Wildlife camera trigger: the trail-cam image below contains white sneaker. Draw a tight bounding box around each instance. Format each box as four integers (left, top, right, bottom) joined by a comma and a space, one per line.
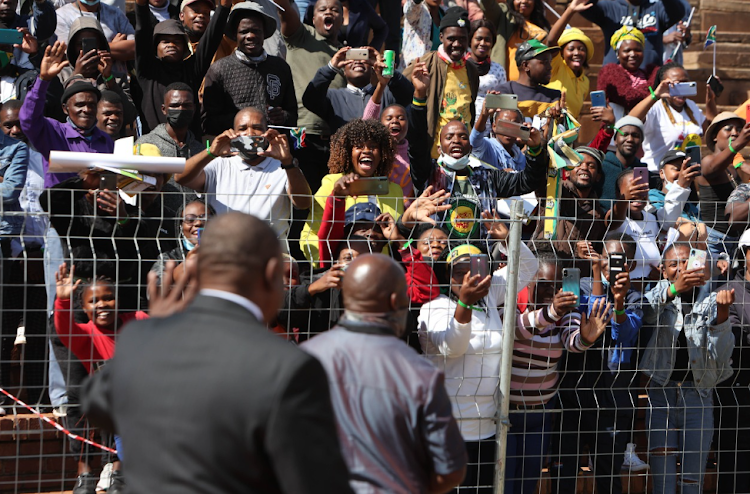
622, 443, 649, 472
96, 462, 114, 492
52, 405, 67, 418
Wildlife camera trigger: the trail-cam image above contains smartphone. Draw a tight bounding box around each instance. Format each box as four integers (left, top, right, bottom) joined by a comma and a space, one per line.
345, 48, 369, 60
494, 120, 531, 140
669, 81, 698, 97
348, 177, 390, 196
707, 74, 724, 98
609, 253, 626, 281
590, 90, 606, 108
633, 167, 649, 186
470, 254, 489, 278
196, 227, 203, 245
81, 37, 98, 55
687, 248, 707, 270
0, 29, 22, 46
685, 146, 702, 166
746, 104, 750, 125
99, 174, 117, 191
230, 135, 269, 155
562, 268, 581, 303
485, 93, 518, 110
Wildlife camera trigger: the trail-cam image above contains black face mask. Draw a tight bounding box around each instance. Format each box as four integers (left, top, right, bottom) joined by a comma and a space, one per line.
166, 108, 194, 129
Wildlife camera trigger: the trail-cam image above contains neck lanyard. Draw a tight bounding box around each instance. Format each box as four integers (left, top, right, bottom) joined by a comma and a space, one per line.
76, 2, 101, 22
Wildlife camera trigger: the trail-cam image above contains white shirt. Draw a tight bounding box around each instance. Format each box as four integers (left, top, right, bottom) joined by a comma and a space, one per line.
199, 289, 264, 322
417, 241, 539, 441
642, 99, 705, 172
203, 155, 292, 241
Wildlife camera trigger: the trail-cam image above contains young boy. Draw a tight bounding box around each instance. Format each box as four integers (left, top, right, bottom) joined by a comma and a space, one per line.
470, 98, 527, 172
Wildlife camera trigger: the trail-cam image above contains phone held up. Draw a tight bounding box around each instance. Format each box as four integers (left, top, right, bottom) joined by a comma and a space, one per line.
590, 90, 606, 108
562, 268, 580, 303
347, 176, 390, 196
345, 48, 369, 60
470, 254, 489, 279
609, 253, 625, 282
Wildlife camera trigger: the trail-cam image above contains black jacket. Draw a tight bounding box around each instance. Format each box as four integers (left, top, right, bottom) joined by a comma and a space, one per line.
717, 270, 750, 398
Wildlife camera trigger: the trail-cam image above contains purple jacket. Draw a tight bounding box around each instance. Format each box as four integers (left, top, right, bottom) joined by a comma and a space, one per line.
20, 78, 114, 188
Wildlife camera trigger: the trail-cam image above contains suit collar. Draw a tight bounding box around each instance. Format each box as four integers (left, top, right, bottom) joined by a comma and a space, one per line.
189, 293, 263, 323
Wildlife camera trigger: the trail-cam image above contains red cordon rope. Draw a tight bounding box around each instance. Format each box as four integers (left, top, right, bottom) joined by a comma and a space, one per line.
0, 387, 118, 454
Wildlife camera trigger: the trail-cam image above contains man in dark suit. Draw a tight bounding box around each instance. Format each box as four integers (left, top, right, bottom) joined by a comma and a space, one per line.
82, 212, 353, 494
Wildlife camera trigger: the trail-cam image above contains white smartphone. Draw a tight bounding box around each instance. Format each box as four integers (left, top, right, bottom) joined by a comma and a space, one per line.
670, 81, 698, 97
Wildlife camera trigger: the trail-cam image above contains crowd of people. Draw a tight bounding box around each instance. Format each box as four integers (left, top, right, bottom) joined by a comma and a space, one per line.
0, 0, 749, 492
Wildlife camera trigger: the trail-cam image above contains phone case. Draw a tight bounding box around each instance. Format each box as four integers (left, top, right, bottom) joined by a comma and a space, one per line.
485, 94, 518, 110
346, 49, 369, 60
688, 249, 707, 270
348, 178, 390, 196
562, 268, 581, 303
81, 38, 98, 54
609, 254, 625, 279
99, 175, 117, 190
470, 254, 489, 278
669, 82, 697, 97
494, 120, 530, 140
0, 29, 22, 46
633, 168, 649, 186
685, 146, 702, 165
590, 91, 606, 107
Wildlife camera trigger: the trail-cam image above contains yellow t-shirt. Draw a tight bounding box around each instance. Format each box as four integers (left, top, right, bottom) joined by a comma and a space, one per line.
300, 173, 405, 263
432, 64, 473, 158
506, 22, 548, 82
546, 55, 590, 119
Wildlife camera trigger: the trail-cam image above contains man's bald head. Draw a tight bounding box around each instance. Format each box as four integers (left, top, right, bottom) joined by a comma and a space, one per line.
342, 254, 408, 316
234, 107, 267, 132
198, 212, 283, 322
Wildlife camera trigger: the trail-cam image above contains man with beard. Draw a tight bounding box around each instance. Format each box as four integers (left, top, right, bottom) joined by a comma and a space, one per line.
302, 254, 467, 493
137, 83, 204, 211
402, 7, 478, 159
496, 39, 561, 121
535, 146, 607, 261
175, 107, 312, 247
302, 46, 413, 134
410, 118, 547, 240
202, 1, 296, 136
599, 115, 646, 210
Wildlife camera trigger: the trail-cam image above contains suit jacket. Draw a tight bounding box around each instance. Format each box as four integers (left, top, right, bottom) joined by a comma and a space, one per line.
83, 294, 353, 494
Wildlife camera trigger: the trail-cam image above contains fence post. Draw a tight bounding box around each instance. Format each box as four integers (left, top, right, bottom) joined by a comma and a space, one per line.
494, 200, 524, 493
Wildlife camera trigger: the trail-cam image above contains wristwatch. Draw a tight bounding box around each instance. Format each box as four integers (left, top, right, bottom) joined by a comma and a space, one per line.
281, 157, 299, 170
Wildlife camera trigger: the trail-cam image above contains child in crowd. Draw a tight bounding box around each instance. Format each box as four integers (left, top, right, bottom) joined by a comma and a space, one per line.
471, 97, 527, 172
507, 248, 609, 494
642, 242, 735, 494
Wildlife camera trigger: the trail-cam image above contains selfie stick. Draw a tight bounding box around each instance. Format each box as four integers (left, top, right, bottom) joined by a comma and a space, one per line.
670, 7, 695, 61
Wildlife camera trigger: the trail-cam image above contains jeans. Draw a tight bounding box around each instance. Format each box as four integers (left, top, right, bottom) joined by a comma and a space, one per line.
505, 406, 554, 494
706, 225, 738, 261
647, 381, 714, 494
43, 227, 67, 407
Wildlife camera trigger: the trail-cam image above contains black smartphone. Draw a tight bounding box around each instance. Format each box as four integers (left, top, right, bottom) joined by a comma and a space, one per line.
685, 146, 702, 166
707, 74, 724, 98
99, 174, 117, 191
609, 253, 626, 281
470, 254, 489, 278
81, 37, 98, 55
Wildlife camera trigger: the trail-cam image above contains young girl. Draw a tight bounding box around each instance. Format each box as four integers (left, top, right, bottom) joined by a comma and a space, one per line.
468, 19, 507, 129
545, 0, 595, 118
478, 0, 549, 82
300, 118, 403, 263
642, 243, 735, 494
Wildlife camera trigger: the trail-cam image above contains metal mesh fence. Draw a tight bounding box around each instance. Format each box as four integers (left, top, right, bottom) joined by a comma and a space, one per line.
0, 186, 748, 494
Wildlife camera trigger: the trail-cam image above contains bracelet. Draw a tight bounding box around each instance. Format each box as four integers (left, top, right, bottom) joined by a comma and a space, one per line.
527, 145, 542, 157
116, 216, 129, 226
613, 308, 626, 316
669, 283, 679, 297
103, 74, 114, 82
729, 137, 738, 154
412, 97, 427, 107
580, 335, 595, 347
457, 299, 473, 310
648, 86, 657, 101
206, 140, 215, 158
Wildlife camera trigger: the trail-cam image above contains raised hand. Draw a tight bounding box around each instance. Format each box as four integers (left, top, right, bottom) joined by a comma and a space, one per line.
15, 27, 37, 55
552, 288, 578, 316
147, 259, 199, 318
208, 129, 238, 158
566, 0, 593, 12
258, 129, 292, 165
672, 266, 706, 293
458, 272, 492, 306
55, 263, 81, 301
97, 50, 113, 79
331, 46, 352, 70
610, 269, 631, 303
74, 48, 99, 77
580, 297, 611, 346
401, 185, 451, 224
675, 158, 701, 188
481, 210, 509, 241
716, 288, 735, 324
40, 41, 70, 82
591, 104, 615, 126
332, 172, 359, 197
375, 212, 402, 241
411, 61, 430, 99
309, 264, 346, 295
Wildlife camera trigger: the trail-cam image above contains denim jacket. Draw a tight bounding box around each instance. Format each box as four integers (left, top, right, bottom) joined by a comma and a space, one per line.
642, 279, 735, 397
0, 133, 29, 236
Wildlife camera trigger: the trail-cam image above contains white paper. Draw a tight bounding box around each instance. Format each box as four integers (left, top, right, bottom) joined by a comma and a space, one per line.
497, 192, 538, 219
48, 150, 186, 174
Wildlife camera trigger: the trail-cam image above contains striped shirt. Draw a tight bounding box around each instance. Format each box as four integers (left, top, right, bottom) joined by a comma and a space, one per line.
510, 305, 588, 406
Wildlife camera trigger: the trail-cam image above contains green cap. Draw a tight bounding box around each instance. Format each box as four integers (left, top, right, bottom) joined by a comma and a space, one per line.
515, 39, 560, 65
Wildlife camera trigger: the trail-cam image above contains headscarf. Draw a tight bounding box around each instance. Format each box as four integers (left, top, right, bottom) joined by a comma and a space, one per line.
558, 27, 594, 63
610, 26, 645, 52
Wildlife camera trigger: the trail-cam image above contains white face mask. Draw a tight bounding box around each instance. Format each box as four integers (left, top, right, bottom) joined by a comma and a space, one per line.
438, 153, 470, 171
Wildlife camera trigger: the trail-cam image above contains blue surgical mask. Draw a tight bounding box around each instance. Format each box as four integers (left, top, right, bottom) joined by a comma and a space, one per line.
438, 153, 470, 171
663, 177, 675, 191
79, 0, 100, 5
182, 237, 196, 251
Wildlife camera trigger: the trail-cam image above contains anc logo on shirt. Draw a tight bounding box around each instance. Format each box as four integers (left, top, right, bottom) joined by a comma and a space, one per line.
448, 198, 479, 239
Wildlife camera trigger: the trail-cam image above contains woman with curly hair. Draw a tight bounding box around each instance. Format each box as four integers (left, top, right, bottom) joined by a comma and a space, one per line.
300, 118, 404, 263
477, 0, 549, 82
596, 26, 659, 124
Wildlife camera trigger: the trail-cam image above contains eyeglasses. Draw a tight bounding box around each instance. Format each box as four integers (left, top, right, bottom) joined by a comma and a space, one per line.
183, 215, 208, 225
